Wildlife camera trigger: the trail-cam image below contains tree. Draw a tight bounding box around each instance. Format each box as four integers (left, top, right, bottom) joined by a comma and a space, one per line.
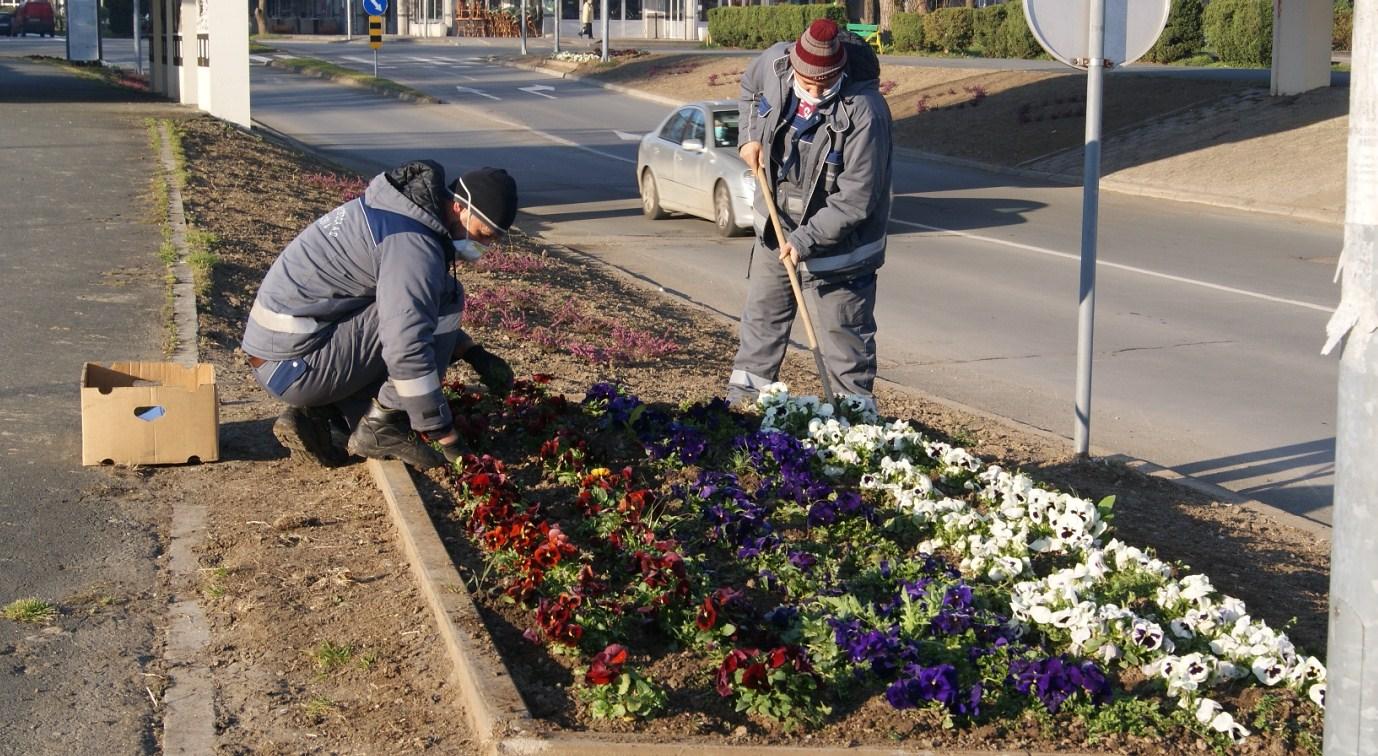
879, 0, 894, 31
255, 0, 267, 36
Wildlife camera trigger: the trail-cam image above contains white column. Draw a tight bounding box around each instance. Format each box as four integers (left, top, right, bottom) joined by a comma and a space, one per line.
1271, 0, 1332, 96
205, 0, 251, 127
176, 0, 198, 105
195, 0, 212, 113
149, 0, 165, 95
163, 0, 179, 100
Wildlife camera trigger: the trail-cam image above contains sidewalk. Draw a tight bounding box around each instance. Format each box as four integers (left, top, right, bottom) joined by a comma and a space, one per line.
0, 57, 175, 754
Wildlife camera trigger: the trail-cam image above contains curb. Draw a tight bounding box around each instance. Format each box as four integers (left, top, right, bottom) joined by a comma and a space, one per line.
496, 55, 686, 108
263, 58, 444, 104
366, 459, 1101, 756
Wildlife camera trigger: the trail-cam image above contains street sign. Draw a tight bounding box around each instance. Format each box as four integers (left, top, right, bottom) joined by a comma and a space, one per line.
369, 15, 383, 51
362, 0, 388, 16
1024, 0, 1169, 68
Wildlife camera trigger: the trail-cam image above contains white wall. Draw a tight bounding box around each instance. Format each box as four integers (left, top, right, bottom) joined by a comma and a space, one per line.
1272, 0, 1333, 95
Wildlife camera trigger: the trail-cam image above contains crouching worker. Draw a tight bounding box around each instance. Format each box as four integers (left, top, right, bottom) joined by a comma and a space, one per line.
241, 160, 518, 470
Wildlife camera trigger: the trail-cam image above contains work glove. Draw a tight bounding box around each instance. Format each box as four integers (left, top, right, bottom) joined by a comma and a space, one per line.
421, 427, 469, 467
463, 345, 514, 396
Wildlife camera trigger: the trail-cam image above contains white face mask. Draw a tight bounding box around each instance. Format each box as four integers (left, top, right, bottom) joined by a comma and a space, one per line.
452, 238, 486, 262
793, 76, 843, 107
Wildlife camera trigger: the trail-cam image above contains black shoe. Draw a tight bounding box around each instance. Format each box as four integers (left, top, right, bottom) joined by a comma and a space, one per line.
273, 406, 349, 467
346, 401, 444, 471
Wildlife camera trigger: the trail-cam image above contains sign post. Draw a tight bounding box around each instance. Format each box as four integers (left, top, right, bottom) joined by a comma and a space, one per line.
363, 0, 388, 77
1023, 0, 1169, 457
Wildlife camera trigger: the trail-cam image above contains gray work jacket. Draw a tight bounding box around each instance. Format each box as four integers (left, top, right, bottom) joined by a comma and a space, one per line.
739, 40, 893, 284
241, 162, 467, 433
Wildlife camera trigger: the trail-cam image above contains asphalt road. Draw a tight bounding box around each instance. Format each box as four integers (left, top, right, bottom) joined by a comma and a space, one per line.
234, 38, 1343, 528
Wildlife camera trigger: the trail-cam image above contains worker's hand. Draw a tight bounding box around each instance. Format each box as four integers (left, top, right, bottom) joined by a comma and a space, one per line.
739, 141, 763, 173
423, 428, 469, 466
462, 345, 515, 396
778, 239, 800, 267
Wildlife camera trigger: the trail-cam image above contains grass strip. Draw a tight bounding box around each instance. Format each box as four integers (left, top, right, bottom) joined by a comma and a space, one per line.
271, 55, 437, 101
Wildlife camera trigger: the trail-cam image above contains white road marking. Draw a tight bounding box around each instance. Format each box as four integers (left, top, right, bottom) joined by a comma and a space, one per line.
519, 84, 557, 99
455, 85, 500, 100
465, 108, 634, 165
614, 130, 643, 142
890, 217, 1336, 314
249, 54, 271, 64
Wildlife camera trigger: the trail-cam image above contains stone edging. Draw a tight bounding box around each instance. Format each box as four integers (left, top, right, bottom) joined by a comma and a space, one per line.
263, 59, 444, 104
366, 459, 1105, 756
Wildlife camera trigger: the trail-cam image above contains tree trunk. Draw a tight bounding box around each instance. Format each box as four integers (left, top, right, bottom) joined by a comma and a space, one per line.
861, 0, 875, 25
905, 0, 928, 15
255, 0, 268, 36
965, 0, 975, 7
879, 0, 894, 32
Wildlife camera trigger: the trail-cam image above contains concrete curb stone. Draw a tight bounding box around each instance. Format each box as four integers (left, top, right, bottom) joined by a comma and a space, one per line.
263, 58, 444, 104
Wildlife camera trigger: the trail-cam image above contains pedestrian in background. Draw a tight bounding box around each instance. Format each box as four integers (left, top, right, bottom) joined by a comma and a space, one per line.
241, 160, 518, 470
727, 18, 893, 407
580, 0, 594, 40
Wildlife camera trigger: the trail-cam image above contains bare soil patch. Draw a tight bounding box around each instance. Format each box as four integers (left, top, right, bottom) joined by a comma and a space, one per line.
161, 112, 1325, 752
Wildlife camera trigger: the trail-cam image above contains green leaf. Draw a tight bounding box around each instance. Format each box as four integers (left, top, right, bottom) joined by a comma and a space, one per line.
618, 673, 632, 695
720, 622, 737, 636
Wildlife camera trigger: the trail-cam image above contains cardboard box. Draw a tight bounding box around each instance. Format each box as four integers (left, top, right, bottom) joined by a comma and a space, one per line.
81, 361, 219, 466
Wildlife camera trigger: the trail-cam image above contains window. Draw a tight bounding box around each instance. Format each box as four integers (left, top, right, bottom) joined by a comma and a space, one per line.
659, 109, 694, 143
711, 110, 738, 148
684, 108, 706, 145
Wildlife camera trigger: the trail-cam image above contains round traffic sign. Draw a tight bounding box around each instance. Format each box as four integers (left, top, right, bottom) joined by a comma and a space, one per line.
362, 0, 389, 16
1024, 0, 1170, 69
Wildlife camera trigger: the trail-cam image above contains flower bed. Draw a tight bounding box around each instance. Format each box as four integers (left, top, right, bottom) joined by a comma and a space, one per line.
432, 378, 1325, 752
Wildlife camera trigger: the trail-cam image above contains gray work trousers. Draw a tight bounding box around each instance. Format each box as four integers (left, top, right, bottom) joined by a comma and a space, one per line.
250, 299, 464, 429
727, 240, 878, 404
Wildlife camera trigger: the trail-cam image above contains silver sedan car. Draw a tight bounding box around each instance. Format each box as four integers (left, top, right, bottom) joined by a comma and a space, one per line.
637, 100, 756, 237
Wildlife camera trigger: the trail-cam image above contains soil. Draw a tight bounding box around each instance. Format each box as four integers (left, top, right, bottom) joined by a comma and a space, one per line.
151, 105, 1329, 751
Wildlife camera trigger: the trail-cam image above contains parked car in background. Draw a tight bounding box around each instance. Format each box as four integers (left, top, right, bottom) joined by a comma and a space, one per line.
0, 12, 14, 36
12, 0, 56, 36
637, 100, 756, 237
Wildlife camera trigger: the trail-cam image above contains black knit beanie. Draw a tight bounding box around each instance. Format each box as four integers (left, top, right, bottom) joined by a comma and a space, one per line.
449, 168, 518, 233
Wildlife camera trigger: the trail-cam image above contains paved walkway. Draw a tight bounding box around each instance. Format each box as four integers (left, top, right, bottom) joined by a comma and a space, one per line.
0, 57, 175, 755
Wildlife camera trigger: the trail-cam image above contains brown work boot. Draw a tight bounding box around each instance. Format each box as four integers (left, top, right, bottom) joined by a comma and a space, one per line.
346, 400, 444, 471
273, 406, 349, 467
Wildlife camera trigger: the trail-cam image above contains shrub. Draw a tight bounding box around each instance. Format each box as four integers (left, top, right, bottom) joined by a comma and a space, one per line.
707, 5, 849, 49
1144, 0, 1205, 63
1203, 0, 1272, 67
921, 7, 973, 53
971, 3, 1007, 54
990, 1, 1041, 60
891, 11, 924, 53
1333, 5, 1353, 51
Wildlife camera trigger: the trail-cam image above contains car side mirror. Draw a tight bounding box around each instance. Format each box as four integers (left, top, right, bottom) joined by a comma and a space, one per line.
680, 138, 705, 152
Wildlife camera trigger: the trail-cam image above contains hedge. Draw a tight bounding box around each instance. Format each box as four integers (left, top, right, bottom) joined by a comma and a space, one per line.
1333, 6, 1353, 51
707, 5, 849, 50
1144, 0, 1205, 63
891, 12, 924, 54
988, 0, 1040, 60
921, 7, 973, 53
971, 3, 1007, 54
1203, 0, 1272, 66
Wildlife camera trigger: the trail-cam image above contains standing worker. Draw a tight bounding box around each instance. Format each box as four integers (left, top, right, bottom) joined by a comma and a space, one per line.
241, 160, 519, 470
580, 0, 593, 40
727, 18, 893, 407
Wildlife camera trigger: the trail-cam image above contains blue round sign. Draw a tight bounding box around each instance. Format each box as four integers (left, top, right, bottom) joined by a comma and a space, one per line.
362, 0, 388, 16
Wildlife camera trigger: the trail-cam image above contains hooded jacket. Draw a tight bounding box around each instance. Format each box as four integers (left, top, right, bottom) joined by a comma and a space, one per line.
241, 160, 468, 433
739, 33, 893, 284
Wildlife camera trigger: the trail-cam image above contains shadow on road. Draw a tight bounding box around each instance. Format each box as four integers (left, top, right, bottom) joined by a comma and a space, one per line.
1173, 437, 1335, 520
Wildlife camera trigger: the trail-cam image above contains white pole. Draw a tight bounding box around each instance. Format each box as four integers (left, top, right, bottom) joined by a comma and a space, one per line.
520, 0, 528, 53
553, 0, 561, 53
1072, 0, 1105, 456
1322, 1, 1378, 752
600, 0, 608, 61
133, 0, 143, 75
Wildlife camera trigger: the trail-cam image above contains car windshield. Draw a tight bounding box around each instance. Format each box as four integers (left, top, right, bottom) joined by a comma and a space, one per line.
711, 111, 739, 149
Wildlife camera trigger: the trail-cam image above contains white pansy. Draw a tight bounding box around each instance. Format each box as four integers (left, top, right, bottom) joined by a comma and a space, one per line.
1251, 657, 1286, 686
1308, 683, 1326, 709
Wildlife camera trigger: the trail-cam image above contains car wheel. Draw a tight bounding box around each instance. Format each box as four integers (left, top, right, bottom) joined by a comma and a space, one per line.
640, 169, 668, 220
714, 182, 739, 237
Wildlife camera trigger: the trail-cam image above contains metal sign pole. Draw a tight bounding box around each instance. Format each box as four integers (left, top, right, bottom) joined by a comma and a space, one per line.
1322, 1, 1378, 750
347, 0, 352, 41
600, 0, 608, 61
553, 0, 561, 54
133, 0, 143, 75
520, 0, 528, 54
1072, 0, 1106, 457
